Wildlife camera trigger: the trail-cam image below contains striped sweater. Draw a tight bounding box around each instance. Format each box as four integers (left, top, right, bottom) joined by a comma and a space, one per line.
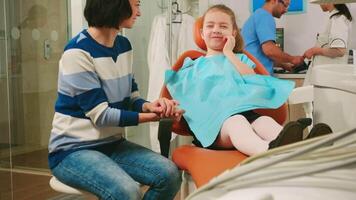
48, 30, 146, 168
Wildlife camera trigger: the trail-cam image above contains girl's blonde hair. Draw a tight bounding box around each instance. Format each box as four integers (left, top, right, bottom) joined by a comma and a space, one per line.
202, 4, 244, 53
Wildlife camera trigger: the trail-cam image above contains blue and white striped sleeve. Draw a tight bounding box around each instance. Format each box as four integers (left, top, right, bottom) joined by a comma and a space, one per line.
58, 49, 139, 127
129, 77, 148, 112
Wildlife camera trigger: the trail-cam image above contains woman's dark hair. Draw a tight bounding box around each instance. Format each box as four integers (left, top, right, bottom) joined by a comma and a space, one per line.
84, 0, 132, 29
331, 4, 353, 21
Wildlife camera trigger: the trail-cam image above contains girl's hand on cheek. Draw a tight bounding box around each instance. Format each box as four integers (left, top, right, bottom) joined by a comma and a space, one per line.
223, 35, 235, 55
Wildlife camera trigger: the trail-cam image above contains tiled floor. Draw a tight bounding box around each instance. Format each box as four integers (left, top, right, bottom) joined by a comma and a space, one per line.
0, 171, 62, 200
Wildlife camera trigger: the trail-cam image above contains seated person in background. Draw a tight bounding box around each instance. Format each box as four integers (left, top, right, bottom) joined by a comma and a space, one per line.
165, 4, 306, 156
241, 0, 304, 76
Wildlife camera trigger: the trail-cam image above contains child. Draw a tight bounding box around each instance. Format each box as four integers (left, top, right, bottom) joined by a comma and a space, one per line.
165, 4, 304, 156
48, 0, 183, 199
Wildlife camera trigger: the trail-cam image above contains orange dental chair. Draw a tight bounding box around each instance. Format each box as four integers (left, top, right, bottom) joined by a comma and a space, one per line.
158, 17, 288, 195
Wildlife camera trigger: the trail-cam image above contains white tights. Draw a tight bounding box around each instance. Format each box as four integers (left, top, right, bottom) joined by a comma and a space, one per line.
215, 115, 283, 156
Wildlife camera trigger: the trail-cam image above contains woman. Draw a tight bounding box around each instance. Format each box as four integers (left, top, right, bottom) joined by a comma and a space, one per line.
303, 3, 353, 85
302, 3, 352, 129
48, 0, 183, 199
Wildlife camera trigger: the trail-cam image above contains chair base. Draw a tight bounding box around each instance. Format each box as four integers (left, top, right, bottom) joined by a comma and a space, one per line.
180, 171, 196, 200
49, 176, 96, 198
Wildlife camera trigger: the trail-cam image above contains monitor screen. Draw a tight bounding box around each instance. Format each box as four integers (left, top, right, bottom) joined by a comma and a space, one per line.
250, 0, 306, 14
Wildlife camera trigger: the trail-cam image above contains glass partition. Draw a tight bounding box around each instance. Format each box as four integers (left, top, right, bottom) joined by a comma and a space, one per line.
0, 0, 70, 199
1, 0, 14, 198
5, 0, 68, 171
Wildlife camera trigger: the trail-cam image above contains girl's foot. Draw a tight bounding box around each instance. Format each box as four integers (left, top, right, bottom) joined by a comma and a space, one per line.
306, 123, 332, 139
269, 121, 305, 149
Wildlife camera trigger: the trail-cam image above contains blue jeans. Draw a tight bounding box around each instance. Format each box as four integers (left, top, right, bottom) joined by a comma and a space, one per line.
51, 139, 181, 200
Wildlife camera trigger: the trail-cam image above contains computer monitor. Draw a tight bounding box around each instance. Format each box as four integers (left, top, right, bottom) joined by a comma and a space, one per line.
276, 28, 284, 51
250, 0, 306, 14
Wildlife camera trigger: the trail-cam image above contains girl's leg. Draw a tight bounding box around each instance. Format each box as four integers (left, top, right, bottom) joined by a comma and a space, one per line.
251, 116, 283, 142
110, 139, 181, 200
216, 115, 269, 156
52, 149, 141, 200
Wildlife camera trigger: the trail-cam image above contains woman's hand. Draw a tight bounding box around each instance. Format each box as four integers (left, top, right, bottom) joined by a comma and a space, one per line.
138, 113, 160, 123
303, 47, 322, 59
141, 98, 185, 122
142, 98, 179, 117
223, 35, 235, 55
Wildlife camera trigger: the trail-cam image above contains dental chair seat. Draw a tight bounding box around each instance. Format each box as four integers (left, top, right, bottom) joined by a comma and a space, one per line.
172, 145, 247, 188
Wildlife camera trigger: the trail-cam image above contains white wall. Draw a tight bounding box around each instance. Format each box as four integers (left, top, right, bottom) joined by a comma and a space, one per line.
69, 0, 87, 37
206, 0, 356, 56
349, 4, 356, 49
121, 1, 164, 148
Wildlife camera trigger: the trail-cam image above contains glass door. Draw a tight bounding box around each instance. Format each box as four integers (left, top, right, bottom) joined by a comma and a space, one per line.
5, 0, 69, 171
0, 1, 13, 197
1, 0, 70, 199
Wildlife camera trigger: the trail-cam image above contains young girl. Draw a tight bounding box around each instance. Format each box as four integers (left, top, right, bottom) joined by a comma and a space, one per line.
49, 0, 183, 199
166, 4, 304, 156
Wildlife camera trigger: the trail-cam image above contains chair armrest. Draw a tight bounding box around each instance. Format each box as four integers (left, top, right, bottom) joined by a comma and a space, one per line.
288, 85, 314, 105
158, 118, 174, 158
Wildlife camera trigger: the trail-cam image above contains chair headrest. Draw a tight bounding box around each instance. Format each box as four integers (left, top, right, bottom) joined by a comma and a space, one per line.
193, 17, 207, 51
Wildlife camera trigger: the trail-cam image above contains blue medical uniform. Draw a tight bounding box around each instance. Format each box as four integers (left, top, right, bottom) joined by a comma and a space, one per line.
242, 8, 276, 75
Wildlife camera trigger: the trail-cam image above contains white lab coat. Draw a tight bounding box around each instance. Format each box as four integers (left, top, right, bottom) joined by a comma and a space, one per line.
304, 9, 351, 86
147, 13, 198, 152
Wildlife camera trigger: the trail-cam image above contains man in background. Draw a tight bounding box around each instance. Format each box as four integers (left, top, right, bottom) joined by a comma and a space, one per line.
242, 0, 304, 75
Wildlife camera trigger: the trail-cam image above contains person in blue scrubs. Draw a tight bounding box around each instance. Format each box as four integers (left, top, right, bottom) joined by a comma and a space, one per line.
242, 0, 304, 75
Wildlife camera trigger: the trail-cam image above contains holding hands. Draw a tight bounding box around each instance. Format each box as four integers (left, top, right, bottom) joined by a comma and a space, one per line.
140, 98, 185, 123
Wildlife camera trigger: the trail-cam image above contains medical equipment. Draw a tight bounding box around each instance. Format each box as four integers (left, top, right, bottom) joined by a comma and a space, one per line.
186, 127, 356, 200
312, 64, 356, 133
348, 49, 355, 64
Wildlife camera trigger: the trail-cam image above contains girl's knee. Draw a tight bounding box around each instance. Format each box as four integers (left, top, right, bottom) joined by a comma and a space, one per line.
253, 116, 281, 130
227, 115, 248, 123
255, 116, 275, 123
